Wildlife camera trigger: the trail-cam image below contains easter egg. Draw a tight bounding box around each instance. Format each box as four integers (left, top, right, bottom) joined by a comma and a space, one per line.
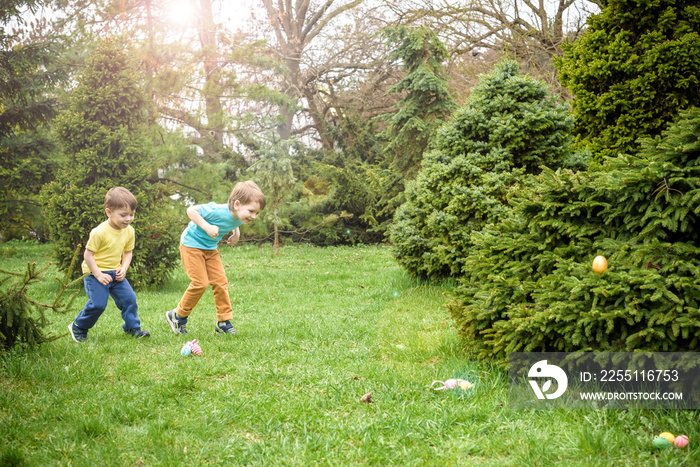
674, 435, 688, 449
659, 432, 675, 443
443, 379, 457, 389
189, 339, 202, 356
592, 255, 608, 274
181, 343, 191, 356
456, 379, 474, 391
653, 436, 672, 449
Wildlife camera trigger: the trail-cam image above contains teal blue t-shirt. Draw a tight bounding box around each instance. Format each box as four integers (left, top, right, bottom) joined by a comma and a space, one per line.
180, 203, 242, 250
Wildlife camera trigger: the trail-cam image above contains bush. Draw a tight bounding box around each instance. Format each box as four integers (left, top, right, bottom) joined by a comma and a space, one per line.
40, 41, 179, 287
390, 60, 573, 279
448, 109, 700, 362
271, 156, 387, 246
556, 0, 700, 164
0, 252, 81, 349
307, 162, 383, 245
0, 128, 57, 241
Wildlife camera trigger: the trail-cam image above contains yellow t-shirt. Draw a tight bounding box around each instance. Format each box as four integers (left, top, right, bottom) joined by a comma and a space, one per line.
81, 221, 135, 274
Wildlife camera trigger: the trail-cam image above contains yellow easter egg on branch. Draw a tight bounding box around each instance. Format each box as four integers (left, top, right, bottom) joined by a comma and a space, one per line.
592, 255, 608, 274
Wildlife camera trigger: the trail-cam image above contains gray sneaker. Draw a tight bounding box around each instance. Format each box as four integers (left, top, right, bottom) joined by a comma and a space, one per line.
165, 309, 187, 334
215, 320, 236, 335
68, 322, 88, 342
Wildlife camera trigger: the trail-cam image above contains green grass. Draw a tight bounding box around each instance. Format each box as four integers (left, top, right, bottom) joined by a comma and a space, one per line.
1, 240, 698, 466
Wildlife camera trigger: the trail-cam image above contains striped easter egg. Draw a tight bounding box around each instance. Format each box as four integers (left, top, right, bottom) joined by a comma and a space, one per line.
189, 340, 202, 356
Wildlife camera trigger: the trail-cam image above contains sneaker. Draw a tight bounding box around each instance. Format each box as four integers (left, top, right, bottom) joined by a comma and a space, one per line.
215, 320, 236, 335
125, 328, 151, 338
165, 309, 187, 334
68, 322, 88, 343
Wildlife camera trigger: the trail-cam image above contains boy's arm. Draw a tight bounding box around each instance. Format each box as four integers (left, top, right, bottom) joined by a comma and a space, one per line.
84, 249, 112, 285
226, 227, 240, 246
188, 206, 219, 239
115, 250, 132, 282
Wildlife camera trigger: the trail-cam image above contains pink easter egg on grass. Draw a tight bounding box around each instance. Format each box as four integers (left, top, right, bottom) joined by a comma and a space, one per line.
674, 435, 689, 449
188, 339, 202, 356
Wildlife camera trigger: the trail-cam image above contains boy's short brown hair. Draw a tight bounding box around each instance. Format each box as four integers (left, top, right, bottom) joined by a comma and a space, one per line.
228, 180, 266, 211
105, 187, 138, 211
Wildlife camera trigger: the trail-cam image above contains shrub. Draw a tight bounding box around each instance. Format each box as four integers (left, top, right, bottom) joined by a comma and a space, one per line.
0, 251, 82, 349
390, 60, 573, 279
448, 109, 700, 362
40, 41, 179, 287
556, 0, 700, 165
278, 153, 387, 246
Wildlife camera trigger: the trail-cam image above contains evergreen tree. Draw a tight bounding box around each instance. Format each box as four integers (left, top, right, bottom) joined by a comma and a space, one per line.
363, 26, 457, 240
556, 0, 700, 165
449, 108, 700, 361
0, 248, 82, 349
247, 130, 297, 255
1, 0, 64, 239
390, 60, 573, 279
321, 107, 388, 243
41, 40, 179, 287
380, 25, 456, 176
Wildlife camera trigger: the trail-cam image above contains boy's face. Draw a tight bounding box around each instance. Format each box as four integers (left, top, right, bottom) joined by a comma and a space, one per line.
106, 207, 136, 230
231, 201, 261, 224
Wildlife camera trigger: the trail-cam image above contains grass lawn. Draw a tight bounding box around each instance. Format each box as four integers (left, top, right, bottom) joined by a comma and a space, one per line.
1, 241, 698, 466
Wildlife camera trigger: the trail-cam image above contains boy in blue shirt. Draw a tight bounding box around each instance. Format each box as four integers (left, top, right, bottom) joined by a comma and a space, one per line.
166, 181, 266, 335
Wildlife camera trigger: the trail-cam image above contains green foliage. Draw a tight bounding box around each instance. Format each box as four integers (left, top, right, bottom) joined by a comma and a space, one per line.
0, 0, 42, 23
0, 40, 61, 138
154, 129, 249, 211
0, 248, 81, 349
246, 142, 374, 247
1, 11, 64, 239
380, 25, 456, 176
556, 0, 700, 165
258, 111, 392, 246
449, 108, 700, 361
312, 108, 396, 242
368, 26, 457, 244
299, 161, 381, 245
247, 131, 297, 251
391, 60, 573, 279
0, 127, 57, 240
40, 41, 179, 287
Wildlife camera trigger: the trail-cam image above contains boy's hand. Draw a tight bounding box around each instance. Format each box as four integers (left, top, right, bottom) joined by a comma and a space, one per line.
187, 206, 219, 239
115, 267, 127, 282
227, 227, 240, 246
205, 224, 219, 239
96, 272, 112, 285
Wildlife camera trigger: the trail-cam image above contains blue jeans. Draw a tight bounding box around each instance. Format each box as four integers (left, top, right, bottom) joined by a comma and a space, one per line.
74, 271, 141, 331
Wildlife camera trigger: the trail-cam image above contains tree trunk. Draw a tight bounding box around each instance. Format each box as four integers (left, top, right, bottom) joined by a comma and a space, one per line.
197, 0, 224, 153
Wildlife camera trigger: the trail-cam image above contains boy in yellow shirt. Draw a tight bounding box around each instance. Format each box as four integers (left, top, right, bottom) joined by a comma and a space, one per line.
68, 187, 150, 342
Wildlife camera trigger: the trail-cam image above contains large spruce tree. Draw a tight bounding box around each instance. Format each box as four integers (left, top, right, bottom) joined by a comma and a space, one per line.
449, 108, 700, 361
556, 0, 700, 165
41, 41, 179, 287
380, 25, 456, 177
390, 60, 572, 279
1, 0, 64, 239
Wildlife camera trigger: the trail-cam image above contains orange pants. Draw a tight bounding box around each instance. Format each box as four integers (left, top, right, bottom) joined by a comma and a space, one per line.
176, 244, 232, 322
